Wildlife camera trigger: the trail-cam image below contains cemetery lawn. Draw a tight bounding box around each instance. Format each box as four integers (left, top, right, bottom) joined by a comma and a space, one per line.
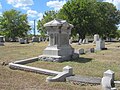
0, 42, 120, 90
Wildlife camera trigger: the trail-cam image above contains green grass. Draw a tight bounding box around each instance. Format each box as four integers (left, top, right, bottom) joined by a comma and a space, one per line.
0, 42, 120, 90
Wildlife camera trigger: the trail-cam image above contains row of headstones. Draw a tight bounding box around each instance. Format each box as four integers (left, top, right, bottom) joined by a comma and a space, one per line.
19, 37, 49, 44
75, 48, 95, 55
0, 36, 49, 44
78, 39, 89, 45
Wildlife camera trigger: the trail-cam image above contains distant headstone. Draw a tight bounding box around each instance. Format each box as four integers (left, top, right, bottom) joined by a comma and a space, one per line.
85, 39, 89, 44
19, 38, 28, 44
78, 49, 84, 54
32, 36, 39, 42
0, 36, 4, 46
93, 34, 99, 43
78, 39, 82, 45
96, 39, 105, 51
39, 37, 42, 42
90, 48, 94, 53
19, 38, 24, 44
82, 39, 86, 44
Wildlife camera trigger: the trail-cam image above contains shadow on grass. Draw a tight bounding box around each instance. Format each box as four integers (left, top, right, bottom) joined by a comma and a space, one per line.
70, 57, 92, 63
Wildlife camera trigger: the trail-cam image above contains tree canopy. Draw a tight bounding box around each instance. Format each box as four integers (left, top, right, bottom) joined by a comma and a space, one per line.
0, 9, 30, 41
37, 10, 57, 37
57, 0, 120, 39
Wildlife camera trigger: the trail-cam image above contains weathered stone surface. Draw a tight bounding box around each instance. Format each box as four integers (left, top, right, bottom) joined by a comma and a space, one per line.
78, 39, 82, 45
19, 38, 29, 44
39, 19, 78, 62
93, 34, 99, 43
96, 39, 105, 51
66, 75, 101, 85
32, 36, 39, 42
78, 49, 84, 54
101, 70, 115, 90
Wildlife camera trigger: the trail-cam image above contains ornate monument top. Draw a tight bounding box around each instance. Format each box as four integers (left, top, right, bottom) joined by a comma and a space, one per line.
44, 19, 73, 29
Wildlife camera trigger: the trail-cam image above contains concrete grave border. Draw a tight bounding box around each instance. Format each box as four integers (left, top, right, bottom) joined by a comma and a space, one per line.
9, 57, 73, 82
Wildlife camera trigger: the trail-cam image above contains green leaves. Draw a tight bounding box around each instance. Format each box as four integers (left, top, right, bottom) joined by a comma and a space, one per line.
37, 10, 57, 36
58, 0, 120, 39
0, 9, 30, 40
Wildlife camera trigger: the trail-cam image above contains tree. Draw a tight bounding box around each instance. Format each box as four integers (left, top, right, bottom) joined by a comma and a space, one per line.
57, 0, 120, 39
37, 10, 57, 37
95, 2, 120, 39
0, 9, 30, 41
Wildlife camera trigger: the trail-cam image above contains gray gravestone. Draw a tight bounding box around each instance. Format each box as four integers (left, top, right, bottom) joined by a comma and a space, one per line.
32, 36, 39, 42
19, 38, 25, 44
19, 38, 28, 44
78, 49, 84, 54
96, 39, 105, 51
0, 36, 4, 46
39, 19, 77, 61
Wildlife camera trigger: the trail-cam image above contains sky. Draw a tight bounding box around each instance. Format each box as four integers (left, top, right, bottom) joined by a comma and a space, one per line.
0, 0, 120, 34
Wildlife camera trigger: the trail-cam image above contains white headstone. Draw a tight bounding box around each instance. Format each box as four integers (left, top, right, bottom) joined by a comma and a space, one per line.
78, 39, 82, 45
85, 39, 89, 44
96, 39, 105, 50
101, 70, 115, 90
82, 39, 86, 44
93, 34, 99, 43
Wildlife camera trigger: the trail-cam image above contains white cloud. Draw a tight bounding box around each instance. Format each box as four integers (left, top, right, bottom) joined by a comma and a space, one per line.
27, 9, 43, 20
6, 0, 33, 10
103, 0, 120, 10
0, 2, 2, 9
46, 0, 67, 10
21, 7, 30, 10
37, 13, 43, 20
27, 9, 38, 17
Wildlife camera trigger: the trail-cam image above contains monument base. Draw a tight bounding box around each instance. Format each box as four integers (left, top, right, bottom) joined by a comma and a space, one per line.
39, 53, 79, 62
39, 45, 79, 62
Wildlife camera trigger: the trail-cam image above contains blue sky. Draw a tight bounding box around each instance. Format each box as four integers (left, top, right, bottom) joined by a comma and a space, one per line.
0, 0, 120, 34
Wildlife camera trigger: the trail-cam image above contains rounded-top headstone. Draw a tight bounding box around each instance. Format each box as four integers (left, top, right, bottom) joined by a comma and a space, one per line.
94, 34, 99, 42
104, 70, 114, 79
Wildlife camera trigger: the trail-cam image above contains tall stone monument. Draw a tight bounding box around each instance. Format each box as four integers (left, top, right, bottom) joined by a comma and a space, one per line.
39, 19, 76, 62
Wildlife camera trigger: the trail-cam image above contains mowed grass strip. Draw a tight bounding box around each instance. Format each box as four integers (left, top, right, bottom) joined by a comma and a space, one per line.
0, 42, 120, 90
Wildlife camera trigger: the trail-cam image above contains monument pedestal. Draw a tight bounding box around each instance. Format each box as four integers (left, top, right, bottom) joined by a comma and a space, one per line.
39, 45, 74, 62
